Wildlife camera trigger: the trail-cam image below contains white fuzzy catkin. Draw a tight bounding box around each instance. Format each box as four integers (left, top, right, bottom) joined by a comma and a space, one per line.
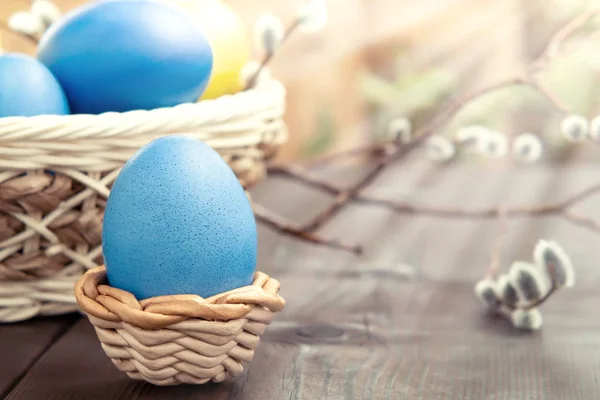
239, 61, 272, 88
560, 115, 588, 142
590, 116, 600, 141
8, 11, 45, 36
496, 274, 520, 307
254, 14, 285, 55
387, 117, 412, 143
474, 279, 501, 309
31, 0, 61, 27
511, 308, 543, 330
478, 130, 508, 158
512, 133, 543, 164
533, 239, 575, 288
424, 135, 455, 163
297, 0, 328, 33
508, 261, 551, 303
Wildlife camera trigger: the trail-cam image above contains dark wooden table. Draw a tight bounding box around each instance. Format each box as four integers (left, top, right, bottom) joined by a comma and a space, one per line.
2, 162, 599, 399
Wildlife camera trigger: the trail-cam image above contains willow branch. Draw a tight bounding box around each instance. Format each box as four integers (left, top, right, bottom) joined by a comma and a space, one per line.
530, 7, 600, 71
522, 286, 560, 311
351, 187, 591, 220
300, 143, 390, 168
296, 8, 600, 168
270, 78, 521, 234
561, 210, 600, 235
259, 8, 600, 254
527, 76, 570, 114
298, 147, 406, 232
245, 18, 301, 90
270, 165, 600, 215
268, 165, 340, 195
497, 284, 560, 314
559, 182, 600, 208
262, 162, 600, 251
253, 202, 363, 254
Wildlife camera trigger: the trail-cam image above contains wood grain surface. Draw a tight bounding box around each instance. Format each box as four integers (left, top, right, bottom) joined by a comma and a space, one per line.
3, 162, 600, 399
0, 315, 77, 398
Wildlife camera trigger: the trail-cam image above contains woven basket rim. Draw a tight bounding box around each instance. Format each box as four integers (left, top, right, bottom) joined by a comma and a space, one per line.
0, 79, 286, 142
75, 266, 285, 330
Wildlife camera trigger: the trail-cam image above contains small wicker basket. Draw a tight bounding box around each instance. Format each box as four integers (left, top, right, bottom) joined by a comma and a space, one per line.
0, 78, 287, 323
75, 266, 285, 386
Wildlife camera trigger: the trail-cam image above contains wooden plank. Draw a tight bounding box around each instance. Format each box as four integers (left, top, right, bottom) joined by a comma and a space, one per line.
5, 319, 191, 400
8, 164, 600, 399
0, 315, 77, 398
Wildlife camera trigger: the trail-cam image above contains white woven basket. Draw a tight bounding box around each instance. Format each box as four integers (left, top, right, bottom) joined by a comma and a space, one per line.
0, 78, 287, 323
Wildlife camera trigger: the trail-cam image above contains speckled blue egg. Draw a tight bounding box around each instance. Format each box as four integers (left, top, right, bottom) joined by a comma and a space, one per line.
37, 0, 213, 114
102, 136, 257, 300
0, 53, 69, 117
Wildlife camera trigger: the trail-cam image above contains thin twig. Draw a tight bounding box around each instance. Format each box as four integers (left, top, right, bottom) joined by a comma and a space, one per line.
262, 163, 600, 252
352, 196, 558, 218
527, 76, 570, 114
299, 143, 389, 168
355, 181, 600, 218
521, 286, 559, 311
561, 210, 600, 235
529, 7, 600, 72
298, 147, 406, 232
268, 165, 340, 195
253, 202, 363, 255
497, 284, 559, 314
559, 182, 600, 208
414, 78, 525, 140
245, 19, 301, 90
268, 165, 600, 218
560, 26, 600, 60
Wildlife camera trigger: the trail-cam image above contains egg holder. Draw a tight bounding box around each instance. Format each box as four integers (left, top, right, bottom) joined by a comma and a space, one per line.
74, 265, 285, 386
0, 77, 286, 323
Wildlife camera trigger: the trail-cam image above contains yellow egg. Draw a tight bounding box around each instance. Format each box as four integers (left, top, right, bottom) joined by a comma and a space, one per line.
170, 0, 250, 100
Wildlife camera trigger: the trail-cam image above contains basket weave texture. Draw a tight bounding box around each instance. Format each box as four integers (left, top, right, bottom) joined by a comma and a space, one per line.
0, 79, 287, 323
75, 266, 285, 386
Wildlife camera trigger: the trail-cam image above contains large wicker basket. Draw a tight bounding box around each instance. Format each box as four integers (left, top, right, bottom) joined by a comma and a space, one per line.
0, 78, 287, 323
75, 266, 284, 385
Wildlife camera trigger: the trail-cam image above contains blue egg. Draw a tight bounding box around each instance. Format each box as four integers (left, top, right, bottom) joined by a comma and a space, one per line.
102, 136, 257, 300
0, 53, 69, 117
37, 0, 213, 114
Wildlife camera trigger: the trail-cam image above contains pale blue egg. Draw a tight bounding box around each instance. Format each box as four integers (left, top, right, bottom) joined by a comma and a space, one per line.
102, 136, 257, 300
0, 53, 69, 117
37, 0, 213, 114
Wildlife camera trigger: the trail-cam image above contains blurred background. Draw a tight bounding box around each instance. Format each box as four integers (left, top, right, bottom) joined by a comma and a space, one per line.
3, 0, 600, 163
